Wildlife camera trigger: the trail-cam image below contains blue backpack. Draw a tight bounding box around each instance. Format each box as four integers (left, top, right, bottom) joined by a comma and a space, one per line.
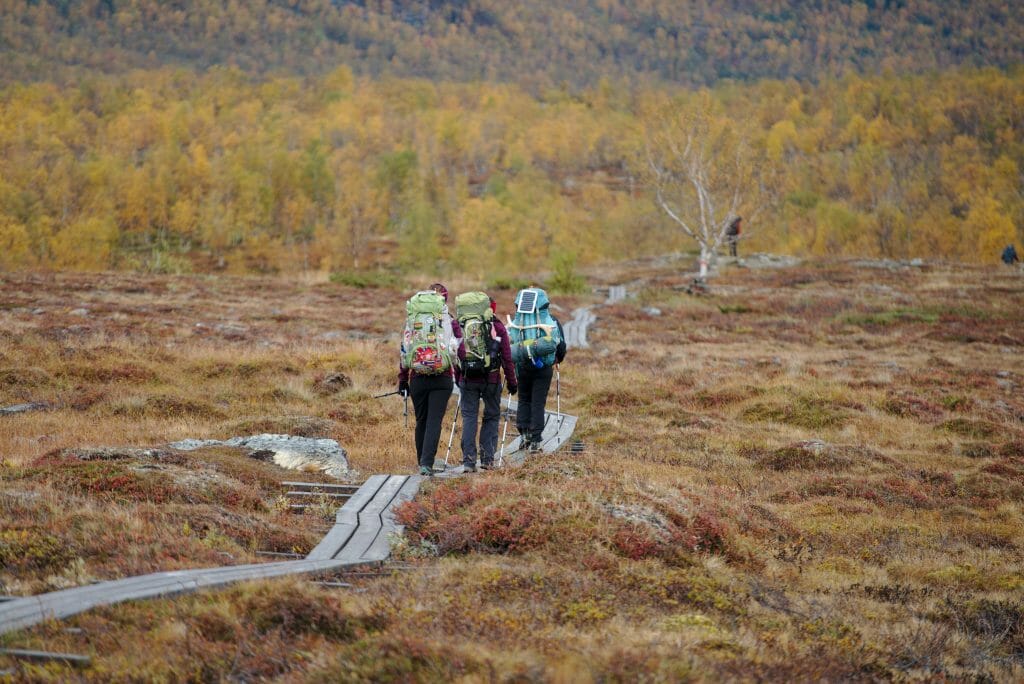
508, 287, 562, 368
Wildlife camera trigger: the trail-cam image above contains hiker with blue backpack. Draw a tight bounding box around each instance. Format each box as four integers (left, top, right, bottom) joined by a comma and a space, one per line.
398, 283, 462, 476
507, 287, 566, 453
454, 293, 518, 472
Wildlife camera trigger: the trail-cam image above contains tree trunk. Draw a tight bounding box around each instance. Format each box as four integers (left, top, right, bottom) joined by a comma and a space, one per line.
699, 246, 711, 279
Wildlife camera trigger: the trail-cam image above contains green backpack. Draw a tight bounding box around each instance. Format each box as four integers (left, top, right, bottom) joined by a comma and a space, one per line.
401, 291, 454, 375
455, 291, 495, 378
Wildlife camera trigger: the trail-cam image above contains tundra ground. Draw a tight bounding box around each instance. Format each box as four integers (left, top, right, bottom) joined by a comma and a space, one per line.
1, 259, 1023, 681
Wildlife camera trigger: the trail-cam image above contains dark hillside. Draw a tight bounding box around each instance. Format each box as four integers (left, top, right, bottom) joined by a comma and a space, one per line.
1, 0, 1022, 88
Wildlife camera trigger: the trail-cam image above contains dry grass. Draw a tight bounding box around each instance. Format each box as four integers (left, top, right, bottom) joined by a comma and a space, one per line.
1, 260, 1024, 680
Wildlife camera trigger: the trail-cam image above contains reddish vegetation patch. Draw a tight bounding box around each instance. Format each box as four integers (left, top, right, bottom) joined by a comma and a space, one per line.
880, 392, 943, 420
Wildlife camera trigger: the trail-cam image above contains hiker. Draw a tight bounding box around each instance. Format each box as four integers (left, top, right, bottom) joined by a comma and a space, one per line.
1002, 244, 1019, 266
455, 294, 517, 472
508, 287, 566, 453
726, 216, 742, 257
398, 283, 462, 476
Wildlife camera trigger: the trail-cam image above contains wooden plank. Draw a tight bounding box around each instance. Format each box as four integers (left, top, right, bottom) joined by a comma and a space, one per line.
305, 474, 389, 560
255, 551, 303, 559
281, 481, 360, 491
0, 648, 90, 667
362, 475, 423, 562
285, 491, 351, 499
0, 559, 366, 636
333, 476, 407, 562
311, 581, 353, 589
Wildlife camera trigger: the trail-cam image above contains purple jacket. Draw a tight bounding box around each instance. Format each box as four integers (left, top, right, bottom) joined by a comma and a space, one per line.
456, 318, 517, 388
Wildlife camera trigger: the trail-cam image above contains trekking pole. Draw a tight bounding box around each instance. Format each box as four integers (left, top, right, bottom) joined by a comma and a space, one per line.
555, 363, 561, 415
404, 392, 409, 429
373, 390, 401, 399
443, 403, 460, 468
498, 388, 512, 468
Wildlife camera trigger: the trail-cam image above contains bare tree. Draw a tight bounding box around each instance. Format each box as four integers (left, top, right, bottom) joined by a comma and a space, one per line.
641, 94, 773, 279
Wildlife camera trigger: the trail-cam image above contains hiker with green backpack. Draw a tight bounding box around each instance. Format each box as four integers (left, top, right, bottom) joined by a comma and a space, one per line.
507, 287, 566, 453
454, 293, 517, 472
398, 283, 462, 477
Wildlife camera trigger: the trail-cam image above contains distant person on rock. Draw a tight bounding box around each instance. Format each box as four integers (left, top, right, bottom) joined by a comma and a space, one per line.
508, 287, 566, 453
1002, 244, 1019, 266
455, 294, 517, 472
399, 283, 461, 477
726, 216, 742, 258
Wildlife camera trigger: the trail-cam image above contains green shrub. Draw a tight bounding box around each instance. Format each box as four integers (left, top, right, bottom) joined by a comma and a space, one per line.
545, 251, 588, 295
329, 270, 404, 289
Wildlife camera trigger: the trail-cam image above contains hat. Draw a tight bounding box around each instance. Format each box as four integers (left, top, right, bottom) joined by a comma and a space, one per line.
429, 283, 448, 301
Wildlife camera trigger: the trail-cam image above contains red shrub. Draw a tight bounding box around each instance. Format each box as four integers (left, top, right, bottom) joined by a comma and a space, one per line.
612, 524, 662, 560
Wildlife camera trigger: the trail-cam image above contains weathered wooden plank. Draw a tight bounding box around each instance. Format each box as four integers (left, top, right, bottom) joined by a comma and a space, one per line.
281, 481, 360, 491
305, 474, 389, 560
362, 475, 423, 562
285, 490, 352, 499
255, 551, 303, 559
0, 648, 91, 667
333, 475, 407, 562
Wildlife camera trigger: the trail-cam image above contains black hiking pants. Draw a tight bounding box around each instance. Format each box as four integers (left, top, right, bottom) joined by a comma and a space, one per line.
728, 237, 738, 257
410, 375, 453, 469
459, 381, 503, 466
516, 364, 553, 444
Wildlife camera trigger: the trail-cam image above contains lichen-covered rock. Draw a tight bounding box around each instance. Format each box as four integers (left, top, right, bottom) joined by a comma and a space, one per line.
170, 433, 350, 478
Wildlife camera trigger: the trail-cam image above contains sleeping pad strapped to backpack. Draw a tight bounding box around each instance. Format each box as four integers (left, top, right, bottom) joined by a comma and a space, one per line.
455, 291, 497, 378
402, 290, 454, 375
508, 287, 561, 368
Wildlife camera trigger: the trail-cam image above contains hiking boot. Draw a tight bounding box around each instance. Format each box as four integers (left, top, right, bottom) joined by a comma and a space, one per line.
479, 462, 493, 470
463, 464, 477, 473
527, 441, 543, 454
419, 466, 433, 477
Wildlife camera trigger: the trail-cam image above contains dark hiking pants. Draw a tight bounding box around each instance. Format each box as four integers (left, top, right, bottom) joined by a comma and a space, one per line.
410, 375, 453, 469
516, 364, 553, 444
729, 239, 738, 257
459, 381, 503, 466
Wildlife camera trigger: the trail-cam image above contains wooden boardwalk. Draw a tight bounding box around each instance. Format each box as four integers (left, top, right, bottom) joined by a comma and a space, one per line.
0, 418, 578, 636
0, 289, 614, 639
560, 284, 626, 349
0, 475, 420, 637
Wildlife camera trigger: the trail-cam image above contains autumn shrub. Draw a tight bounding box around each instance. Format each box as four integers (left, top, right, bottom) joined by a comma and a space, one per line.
999, 440, 1024, 458
0, 527, 74, 572
939, 418, 999, 439
958, 442, 996, 458
236, 581, 371, 640
691, 386, 758, 408
396, 482, 553, 555
545, 251, 589, 295
934, 597, 1024, 662
110, 393, 226, 420
328, 269, 405, 289
748, 442, 853, 471
957, 471, 1024, 504
61, 362, 158, 384
742, 395, 853, 430
220, 414, 335, 438
879, 392, 943, 420
309, 634, 477, 683
0, 366, 51, 387
611, 524, 663, 560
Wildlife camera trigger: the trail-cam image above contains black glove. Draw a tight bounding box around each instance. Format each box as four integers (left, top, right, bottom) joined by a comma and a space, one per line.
508, 384, 518, 396
398, 380, 409, 397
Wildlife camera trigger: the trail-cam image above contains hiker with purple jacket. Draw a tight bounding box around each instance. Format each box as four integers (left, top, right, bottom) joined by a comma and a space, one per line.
455, 295, 517, 472
398, 283, 462, 476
